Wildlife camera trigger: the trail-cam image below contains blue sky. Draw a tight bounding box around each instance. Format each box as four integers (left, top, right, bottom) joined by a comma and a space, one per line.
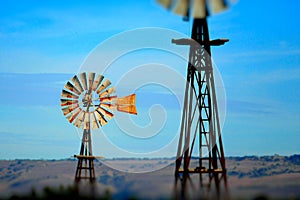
0, 0, 299, 159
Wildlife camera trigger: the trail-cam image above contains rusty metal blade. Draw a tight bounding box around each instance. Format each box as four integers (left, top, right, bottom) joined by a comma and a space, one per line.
100, 103, 116, 110
79, 72, 88, 91
193, 0, 207, 18
90, 113, 100, 129
66, 108, 82, 123
73, 111, 85, 128
94, 110, 108, 126
64, 81, 81, 95
157, 0, 172, 8
61, 89, 79, 99
173, 0, 189, 17
62, 104, 79, 116
100, 95, 117, 103
210, 0, 227, 14
60, 99, 78, 107
88, 72, 95, 90
99, 87, 115, 98
92, 74, 104, 91
71, 75, 84, 93
96, 107, 114, 120
96, 79, 111, 94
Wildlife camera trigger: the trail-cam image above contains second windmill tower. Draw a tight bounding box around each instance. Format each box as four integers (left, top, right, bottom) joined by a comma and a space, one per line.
157, 0, 229, 185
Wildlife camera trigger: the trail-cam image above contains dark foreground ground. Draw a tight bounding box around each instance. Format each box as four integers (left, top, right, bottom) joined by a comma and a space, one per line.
0, 155, 299, 200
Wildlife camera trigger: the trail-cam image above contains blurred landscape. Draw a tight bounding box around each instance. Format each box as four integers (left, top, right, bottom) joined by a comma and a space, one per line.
0, 155, 299, 199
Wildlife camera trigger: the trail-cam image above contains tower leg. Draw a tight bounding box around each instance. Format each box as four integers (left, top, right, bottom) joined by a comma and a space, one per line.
75, 129, 96, 183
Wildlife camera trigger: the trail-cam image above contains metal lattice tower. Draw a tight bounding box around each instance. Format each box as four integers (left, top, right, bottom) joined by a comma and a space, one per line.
157, 0, 230, 197
60, 72, 137, 183
173, 18, 227, 190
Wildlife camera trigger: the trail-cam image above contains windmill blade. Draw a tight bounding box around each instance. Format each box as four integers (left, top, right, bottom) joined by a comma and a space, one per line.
99, 87, 115, 98
79, 72, 88, 91
116, 94, 136, 106
173, 0, 189, 17
73, 111, 85, 128
94, 110, 108, 126
100, 96, 117, 103
210, 0, 227, 14
66, 108, 82, 123
71, 75, 84, 93
61, 89, 79, 99
88, 72, 95, 91
100, 103, 116, 110
92, 74, 104, 91
157, 0, 172, 8
117, 105, 138, 115
156, 0, 229, 19
90, 113, 100, 129
193, 0, 208, 18
60, 99, 78, 107
96, 79, 111, 94
96, 107, 114, 120
83, 112, 90, 130
62, 104, 79, 116
64, 81, 81, 95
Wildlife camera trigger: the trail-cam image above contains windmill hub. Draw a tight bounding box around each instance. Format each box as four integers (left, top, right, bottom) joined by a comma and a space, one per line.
81, 90, 99, 112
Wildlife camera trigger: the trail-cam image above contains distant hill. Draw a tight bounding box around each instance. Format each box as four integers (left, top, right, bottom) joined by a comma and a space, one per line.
0, 155, 299, 199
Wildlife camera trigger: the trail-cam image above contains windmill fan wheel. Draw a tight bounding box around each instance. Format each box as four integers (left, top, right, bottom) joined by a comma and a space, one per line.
60, 72, 137, 130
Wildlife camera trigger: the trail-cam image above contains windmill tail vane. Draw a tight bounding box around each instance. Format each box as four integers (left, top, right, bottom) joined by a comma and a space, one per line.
157, 0, 228, 19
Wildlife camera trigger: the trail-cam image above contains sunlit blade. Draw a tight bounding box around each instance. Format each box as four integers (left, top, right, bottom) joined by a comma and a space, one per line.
94, 110, 108, 126
62, 104, 79, 116
100, 103, 116, 110
173, 0, 189, 17
157, 0, 172, 8
96, 107, 114, 120
116, 94, 136, 106
96, 79, 111, 94
88, 72, 95, 91
61, 89, 79, 99
99, 87, 115, 98
90, 113, 100, 129
193, 0, 207, 18
117, 105, 138, 115
92, 74, 104, 91
210, 0, 227, 14
60, 99, 78, 107
83, 112, 90, 130
64, 81, 81, 95
73, 111, 85, 128
79, 72, 88, 91
71, 75, 84, 93
66, 108, 82, 123
100, 96, 118, 103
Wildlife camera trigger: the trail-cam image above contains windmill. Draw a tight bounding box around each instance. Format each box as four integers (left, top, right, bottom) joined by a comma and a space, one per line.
60, 72, 137, 182
157, 0, 229, 197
